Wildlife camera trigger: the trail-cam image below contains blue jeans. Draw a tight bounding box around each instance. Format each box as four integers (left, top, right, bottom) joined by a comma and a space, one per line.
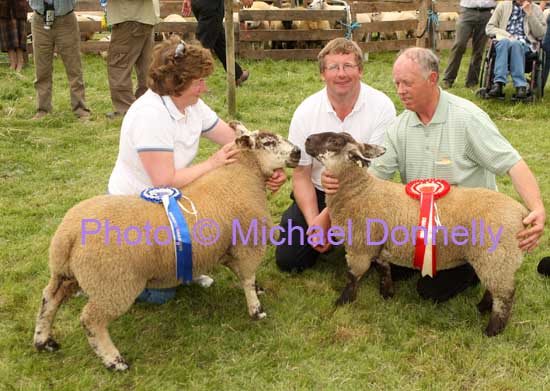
493, 38, 531, 87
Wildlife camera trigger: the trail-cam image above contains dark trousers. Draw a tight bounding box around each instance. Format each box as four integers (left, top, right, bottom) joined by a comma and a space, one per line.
443, 7, 492, 86
191, 0, 243, 80
275, 189, 327, 272
542, 15, 550, 94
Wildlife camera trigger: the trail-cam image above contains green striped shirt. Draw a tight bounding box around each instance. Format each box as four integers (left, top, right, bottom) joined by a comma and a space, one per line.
369, 90, 520, 190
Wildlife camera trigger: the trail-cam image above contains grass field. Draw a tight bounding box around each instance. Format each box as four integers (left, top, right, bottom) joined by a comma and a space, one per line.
1, 50, 549, 390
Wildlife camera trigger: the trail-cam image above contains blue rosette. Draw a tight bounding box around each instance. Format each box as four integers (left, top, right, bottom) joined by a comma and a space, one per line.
140, 187, 182, 204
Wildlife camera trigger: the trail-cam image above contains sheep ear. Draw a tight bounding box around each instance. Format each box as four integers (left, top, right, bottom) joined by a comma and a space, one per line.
360, 143, 386, 159
347, 148, 371, 168
235, 134, 255, 149
228, 121, 251, 137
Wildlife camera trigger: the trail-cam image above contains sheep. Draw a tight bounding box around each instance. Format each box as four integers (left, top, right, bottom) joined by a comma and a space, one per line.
370, 11, 417, 40
33, 122, 301, 371
161, 14, 196, 42
304, 132, 528, 337
438, 12, 459, 40
75, 13, 103, 41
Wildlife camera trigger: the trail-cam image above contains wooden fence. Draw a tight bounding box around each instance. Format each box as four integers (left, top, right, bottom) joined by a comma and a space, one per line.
27, 0, 462, 59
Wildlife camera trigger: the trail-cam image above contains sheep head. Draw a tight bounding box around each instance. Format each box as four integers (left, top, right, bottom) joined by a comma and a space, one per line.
229, 121, 301, 175
305, 132, 385, 171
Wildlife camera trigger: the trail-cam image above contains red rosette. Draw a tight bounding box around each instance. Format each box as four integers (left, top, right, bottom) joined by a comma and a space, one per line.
405, 178, 450, 200
405, 179, 451, 277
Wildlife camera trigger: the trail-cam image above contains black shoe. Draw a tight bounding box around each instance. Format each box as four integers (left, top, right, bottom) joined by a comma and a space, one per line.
514, 86, 528, 99
537, 257, 550, 276
416, 263, 479, 303
465, 81, 478, 88
390, 263, 417, 281
487, 82, 505, 98
236, 70, 249, 87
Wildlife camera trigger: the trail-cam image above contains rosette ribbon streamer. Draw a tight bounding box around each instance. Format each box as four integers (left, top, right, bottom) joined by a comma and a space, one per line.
405, 179, 450, 277
140, 187, 193, 283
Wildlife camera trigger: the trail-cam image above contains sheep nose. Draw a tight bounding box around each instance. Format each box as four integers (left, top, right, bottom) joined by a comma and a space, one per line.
291, 147, 301, 160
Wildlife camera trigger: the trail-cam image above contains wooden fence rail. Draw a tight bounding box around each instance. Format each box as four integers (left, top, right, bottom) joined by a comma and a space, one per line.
27, 0, 463, 58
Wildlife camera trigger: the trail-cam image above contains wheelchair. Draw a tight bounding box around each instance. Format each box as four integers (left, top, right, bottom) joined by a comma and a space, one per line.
476, 37, 546, 102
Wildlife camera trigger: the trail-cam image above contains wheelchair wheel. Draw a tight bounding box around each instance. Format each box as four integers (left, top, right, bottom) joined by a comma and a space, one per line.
534, 51, 546, 100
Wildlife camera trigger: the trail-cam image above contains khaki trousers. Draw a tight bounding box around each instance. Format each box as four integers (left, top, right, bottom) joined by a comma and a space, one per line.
107, 21, 154, 114
31, 11, 88, 113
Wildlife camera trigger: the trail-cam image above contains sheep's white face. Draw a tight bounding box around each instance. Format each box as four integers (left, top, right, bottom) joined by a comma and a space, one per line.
305, 132, 385, 170
229, 121, 301, 173
308, 0, 324, 9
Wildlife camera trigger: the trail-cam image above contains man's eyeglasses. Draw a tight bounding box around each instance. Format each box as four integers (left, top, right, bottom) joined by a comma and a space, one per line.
174, 40, 186, 58
325, 63, 359, 73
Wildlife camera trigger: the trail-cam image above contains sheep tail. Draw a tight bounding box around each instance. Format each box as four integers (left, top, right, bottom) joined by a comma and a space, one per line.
48, 226, 75, 278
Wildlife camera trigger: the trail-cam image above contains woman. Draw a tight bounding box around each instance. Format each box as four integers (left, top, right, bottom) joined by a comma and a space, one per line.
0, 0, 27, 71
108, 37, 286, 303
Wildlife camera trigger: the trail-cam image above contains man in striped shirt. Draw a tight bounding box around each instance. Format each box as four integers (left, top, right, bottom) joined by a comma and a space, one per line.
322, 48, 545, 302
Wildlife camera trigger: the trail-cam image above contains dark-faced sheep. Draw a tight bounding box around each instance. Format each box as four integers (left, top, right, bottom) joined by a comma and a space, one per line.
305, 131, 527, 337
33, 123, 300, 371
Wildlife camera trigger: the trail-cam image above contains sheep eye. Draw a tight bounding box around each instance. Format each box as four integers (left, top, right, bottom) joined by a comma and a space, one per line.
263, 140, 276, 147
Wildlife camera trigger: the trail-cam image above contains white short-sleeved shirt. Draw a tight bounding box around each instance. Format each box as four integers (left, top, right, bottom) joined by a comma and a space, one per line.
289, 82, 396, 191
108, 89, 219, 195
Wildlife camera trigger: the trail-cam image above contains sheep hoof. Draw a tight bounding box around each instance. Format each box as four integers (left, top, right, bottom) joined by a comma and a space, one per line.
35, 337, 60, 352
106, 356, 130, 371
252, 308, 267, 320
484, 319, 505, 337
380, 284, 395, 300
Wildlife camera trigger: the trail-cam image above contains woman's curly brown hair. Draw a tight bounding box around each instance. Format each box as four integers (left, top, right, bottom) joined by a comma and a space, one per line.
147, 36, 214, 96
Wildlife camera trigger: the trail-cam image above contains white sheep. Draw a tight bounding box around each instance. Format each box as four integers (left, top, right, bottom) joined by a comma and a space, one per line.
305, 132, 527, 337
33, 122, 301, 371
370, 11, 417, 40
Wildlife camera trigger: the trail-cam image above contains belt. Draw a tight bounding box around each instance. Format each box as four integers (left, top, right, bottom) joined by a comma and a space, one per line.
34, 9, 74, 17
465, 7, 495, 11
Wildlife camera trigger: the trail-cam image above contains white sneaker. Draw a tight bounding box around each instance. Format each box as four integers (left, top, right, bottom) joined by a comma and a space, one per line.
194, 274, 214, 288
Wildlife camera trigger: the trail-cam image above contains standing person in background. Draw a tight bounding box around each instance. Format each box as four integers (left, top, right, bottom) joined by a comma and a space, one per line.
29, 0, 90, 119
442, 0, 496, 89
105, 0, 160, 119
182, 0, 251, 86
539, 1, 550, 89
0, 0, 28, 72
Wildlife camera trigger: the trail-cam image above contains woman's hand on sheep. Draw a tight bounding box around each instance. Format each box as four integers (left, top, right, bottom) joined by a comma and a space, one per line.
517, 208, 546, 252
321, 170, 339, 194
266, 168, 286, 193
208, 142, 240, 169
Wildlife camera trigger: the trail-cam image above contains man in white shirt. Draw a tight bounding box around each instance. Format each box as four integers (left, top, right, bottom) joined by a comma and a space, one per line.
275, 38, 396, 272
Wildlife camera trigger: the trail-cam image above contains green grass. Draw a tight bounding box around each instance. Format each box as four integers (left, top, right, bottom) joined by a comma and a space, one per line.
1, 50, 549, 390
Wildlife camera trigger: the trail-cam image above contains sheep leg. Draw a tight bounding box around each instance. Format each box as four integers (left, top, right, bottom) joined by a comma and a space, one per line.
80, 294, 136, 371
477, 290, 493, 314
224, 249, 266, 320
336, 255, 372, 306
335, 271, 359, 306
372, 258, 395, 299
485, 289, 515, 337
34, 275, 79, 352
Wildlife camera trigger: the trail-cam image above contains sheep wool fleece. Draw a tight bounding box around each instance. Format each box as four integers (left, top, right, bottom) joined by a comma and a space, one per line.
108, 89, 219, 195
369, 89, 521, 189
289, 82, 396, 191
